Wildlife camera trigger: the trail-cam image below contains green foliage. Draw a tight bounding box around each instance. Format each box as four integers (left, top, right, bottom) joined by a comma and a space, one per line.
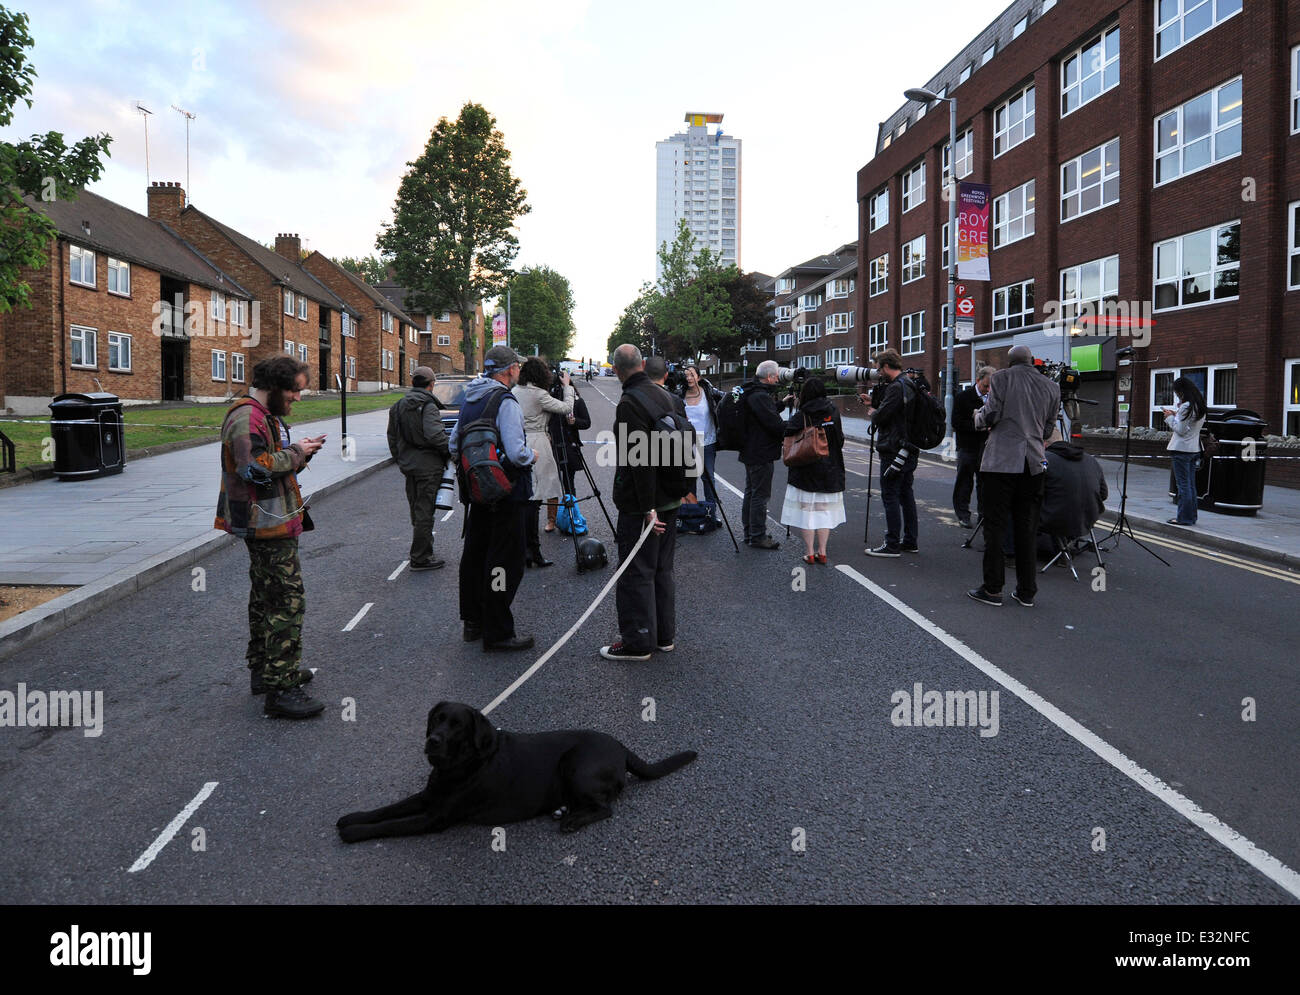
502, 265, 575, 360
649, 220, 731, 361
334, 254, 390, 285
377, 102, 529, 371
714, 268, 775, 363
608, 281, 658, 358
0, 7, 112, 314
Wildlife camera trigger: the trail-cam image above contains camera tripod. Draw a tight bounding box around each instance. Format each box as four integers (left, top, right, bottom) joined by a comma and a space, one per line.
551, 410, 616, 567
1100, 418, 1169, 566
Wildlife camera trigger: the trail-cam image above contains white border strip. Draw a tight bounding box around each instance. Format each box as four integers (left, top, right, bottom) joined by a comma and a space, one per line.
342, 602, 373, 632
836, 563, 1300, 901
387, 561, 408, 581
128, 781, 218, 873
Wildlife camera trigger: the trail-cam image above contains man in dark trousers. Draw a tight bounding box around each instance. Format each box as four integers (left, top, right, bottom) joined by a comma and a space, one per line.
968, 345, 1061, 608
860, 348, 918, 557
951, 365, 993, 528
449, 345, 538, 651
739, 360, 787, 549
602, 344, 681, 661
387, 366, 450, 570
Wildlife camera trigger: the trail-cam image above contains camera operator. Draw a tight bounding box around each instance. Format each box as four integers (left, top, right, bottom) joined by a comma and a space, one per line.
952, 366, 993, 529
740, 360, 788, 550
859, 349, 918, 557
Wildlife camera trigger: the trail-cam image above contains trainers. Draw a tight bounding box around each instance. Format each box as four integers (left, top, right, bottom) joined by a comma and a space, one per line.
957, 518, 974, 529
250, 667, 313, 696
600, 641, 652, 661
656, 642, 675, 652
409, 558, 445, 571
900, 542, 919, 554
1011, 590, 1035, 608
866, 543, 901, 557
263, 686, 325, 719
967, 587, 1003, 607
750, 536, 780, 550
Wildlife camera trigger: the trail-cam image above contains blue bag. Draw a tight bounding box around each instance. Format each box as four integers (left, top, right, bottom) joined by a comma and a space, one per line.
556, 495, 587, 535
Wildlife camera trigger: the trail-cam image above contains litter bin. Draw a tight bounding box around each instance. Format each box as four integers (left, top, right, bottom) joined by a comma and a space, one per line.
1169, 407, 1268, 515
49, 392, 126, 480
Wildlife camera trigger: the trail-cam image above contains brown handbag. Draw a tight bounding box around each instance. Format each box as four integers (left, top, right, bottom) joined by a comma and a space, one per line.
782, 413, 830, 467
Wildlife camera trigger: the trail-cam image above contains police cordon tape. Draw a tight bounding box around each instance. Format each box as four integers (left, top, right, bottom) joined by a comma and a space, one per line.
1, 417, 240, 430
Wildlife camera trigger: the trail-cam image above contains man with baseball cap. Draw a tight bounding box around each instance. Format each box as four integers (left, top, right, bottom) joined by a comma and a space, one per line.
387, 365, 450, 570
448, 346, 538, 651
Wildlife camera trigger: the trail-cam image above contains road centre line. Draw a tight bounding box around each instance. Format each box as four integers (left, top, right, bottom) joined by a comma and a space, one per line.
387, 561, 408, 581
834, 563, 1300, 901
128, 781, 218, 873
342, 603, 373, 632
441, 508, 455, 522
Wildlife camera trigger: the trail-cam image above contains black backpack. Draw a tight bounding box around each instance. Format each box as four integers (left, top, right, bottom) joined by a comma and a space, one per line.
456, 389, 514, 505
624, 387, 699, 501
715, 384, 747, 452
905, 379, 947, 451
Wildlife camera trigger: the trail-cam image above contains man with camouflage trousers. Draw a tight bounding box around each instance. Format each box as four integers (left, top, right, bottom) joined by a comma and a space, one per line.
216, 356, 326, 719
386, 366, 450, 570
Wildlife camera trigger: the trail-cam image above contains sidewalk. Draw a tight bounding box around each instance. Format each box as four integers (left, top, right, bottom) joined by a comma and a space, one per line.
0, 408, 395, 658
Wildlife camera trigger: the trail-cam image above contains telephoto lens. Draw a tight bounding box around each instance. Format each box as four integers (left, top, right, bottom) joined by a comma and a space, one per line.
777, 367, 808, 384
435, 464, 458, 511
834, 365, 880, 385
882, 444, 916, 479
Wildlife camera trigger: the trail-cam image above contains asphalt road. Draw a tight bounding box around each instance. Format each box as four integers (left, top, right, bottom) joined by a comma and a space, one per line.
0, 376, 1296, 904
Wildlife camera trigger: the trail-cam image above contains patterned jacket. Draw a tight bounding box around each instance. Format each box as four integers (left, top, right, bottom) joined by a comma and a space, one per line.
215, 397, 309, 539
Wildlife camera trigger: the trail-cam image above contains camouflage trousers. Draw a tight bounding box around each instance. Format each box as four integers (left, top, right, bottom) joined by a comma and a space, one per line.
244, 537, 306, 691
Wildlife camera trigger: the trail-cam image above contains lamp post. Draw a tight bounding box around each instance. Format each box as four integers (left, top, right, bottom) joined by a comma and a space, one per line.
904, 87, 958, 436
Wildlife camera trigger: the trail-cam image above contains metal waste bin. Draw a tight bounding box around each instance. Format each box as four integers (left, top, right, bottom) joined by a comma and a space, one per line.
49, 392, 126, 480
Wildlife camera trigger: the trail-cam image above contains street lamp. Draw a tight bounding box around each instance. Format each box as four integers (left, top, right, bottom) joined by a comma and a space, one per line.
904, 86, 958, 436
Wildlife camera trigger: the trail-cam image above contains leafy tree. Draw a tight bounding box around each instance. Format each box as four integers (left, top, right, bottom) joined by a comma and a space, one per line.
0, 7, 112, 313
335, 254, 390, 285
608, 282, 658, 358
711, 268, 775, 363
649, 219, 731, 361
501, 265, 574, 360
377, 102, 529, 371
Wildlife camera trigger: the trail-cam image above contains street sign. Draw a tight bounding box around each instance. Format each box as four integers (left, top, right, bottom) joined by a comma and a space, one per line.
955, 317, 975, 342
956, 297, 975, 317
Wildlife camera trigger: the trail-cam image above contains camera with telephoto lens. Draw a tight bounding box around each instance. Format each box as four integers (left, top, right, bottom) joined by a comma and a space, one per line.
776, 366, 808, 385
434, 464, 457, 511
834, 365, 881, 386
883, 443, 918, 479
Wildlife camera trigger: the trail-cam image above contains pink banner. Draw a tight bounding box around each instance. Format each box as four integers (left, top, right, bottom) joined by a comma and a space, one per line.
957, 182, 991, 282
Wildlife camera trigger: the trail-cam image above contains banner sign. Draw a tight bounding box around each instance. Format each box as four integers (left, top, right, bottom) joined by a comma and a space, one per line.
491, 312, 506, 346
957, 182, 991, 281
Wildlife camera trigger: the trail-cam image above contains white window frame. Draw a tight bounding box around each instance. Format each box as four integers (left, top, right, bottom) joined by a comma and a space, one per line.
232, 353, 245, 384
1150, 364, 1237, 427
994, 179, 1036, 248
1293, 45, 1300, 135
69, 245, 96, 288
825, 347, 853, 366
1153, 220, 1240, 312
981, 42, 996, 66
994, 85, 1035, 157
942, 223, 950, 272
1156, 0, 1243, 62
439, 311, 451, 323
869, 189, 889, 231
70, 325, 96, 368
298, 344, 308, 364
869, 321, 888, 355
902, 235, 926, 284
212, 349, 227, 381
382, 311, 393, 332
284, 290, 294, 315
795, 355, 819, 370
1060, 255, 1120, 320
797, 323, 820, 343
799, 292, 823, 313
992, 280, 1035, 332
959, 64, 972, 84
943, 130, 973, 185
776, 332, 794, 350
776, 277, 797, 294
107, 331, 131, 372
107, 257, 130, 296
437, 333, 451, 346
230, 298, 246, 327
1154, 77, 1242, 186
901, 312, 925, 356
284, 339, 295, 355
776, 304, 794, 322
1013, 15, 1028, 38
828, 278, 854, 300
348, 356, 357, 379
825, 312, 853, 334
1061, 25, 1120, 117
1284, 358, 1300, 437
297, 296, 308, 321
869, 254, 888, 297
901, 161, 925, 213
1289, 201, 1300, 291
941, 303, 952, 350
211, 290, 226, 322
1061, 138, 1120, 222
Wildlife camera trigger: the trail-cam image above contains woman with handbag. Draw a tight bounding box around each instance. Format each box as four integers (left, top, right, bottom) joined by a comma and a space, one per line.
680, 365, 724, 524
779, 376, 846, 563
512, 358, 575, 566
1163, 375, 1208, 527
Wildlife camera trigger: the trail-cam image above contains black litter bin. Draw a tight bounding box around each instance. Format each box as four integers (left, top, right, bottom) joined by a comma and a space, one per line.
1170, 407, 1268, 515
49, 392, 126, 480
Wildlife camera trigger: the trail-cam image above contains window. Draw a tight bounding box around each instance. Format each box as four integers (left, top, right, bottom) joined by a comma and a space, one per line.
1293, 46, 1300, 134
868, 189, 889, 232
1062, 26, 1120, 116
211, 290, 226, 321
869, 322, 888, 355
298, 344, 308, 364
776, 332, 794, 350
284, 290, 294, 315
902, 161, 925, 212
825, 347, 853, 366
1156, 0, 1242, 60
776, 305, 794, 322
1013, 15, 1028, 38
943, 131, 974, 186
902, 235, 926, 284
901, 312, 925, 356
960, 64, 972, 84
70, 325, 96, 367
825, 312, 853, 333
297, 296, 308, 321
797, 323, 820, 343
1061, 139, 1120, 221
1154, 77, 1242, 185
941, 303, 952, 349
232, 353, 245, 383
993, 280, 1035, 331
1289, 202, 1300, 290
994, 180, 1036, 248
230, 299, 246, 326
942, 223, 950, 271
1060, 255, 1119, 319
107, 332, 131, 371
348, 356, 357, 379
869, 254, 888, 297
1154, 220, 1240, 311
382, 311, 393, 332
284, 339, 295, 355
1150, 365, 1237, 427
982, 42, 996, 66
437, 334, 451, 346
438, 310, 451, 322
1285, 359, 1300, 436
107, 257, 130, 296
994, 85, 1035, 156
828, 278, 854, 299
212, 350, 227, 381
69, 245, 95, 287
799, 292, 823, 312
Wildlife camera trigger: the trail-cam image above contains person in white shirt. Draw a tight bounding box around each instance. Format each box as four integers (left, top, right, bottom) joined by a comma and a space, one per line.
680, 365, 724, 523
1163, 376, 1208, 527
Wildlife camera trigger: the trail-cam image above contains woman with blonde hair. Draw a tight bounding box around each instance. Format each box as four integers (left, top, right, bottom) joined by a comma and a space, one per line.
512, 358, 575, 566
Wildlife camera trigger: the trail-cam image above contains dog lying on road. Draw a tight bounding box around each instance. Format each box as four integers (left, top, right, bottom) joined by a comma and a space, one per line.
337, 701, 697, 840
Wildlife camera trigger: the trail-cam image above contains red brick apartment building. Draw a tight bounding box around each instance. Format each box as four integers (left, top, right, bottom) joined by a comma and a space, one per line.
857, 0, 1300, 435
759, 248, 858, 373
374, 275, 486, 376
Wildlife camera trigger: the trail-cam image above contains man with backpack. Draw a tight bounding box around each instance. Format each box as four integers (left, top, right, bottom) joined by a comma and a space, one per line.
860, 349, 920, 557
387, 366, 450, 571
448, 346, 538, 652
737, 360, 788, 550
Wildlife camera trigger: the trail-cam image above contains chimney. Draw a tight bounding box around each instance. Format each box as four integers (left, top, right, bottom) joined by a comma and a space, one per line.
275, 233, 302, 260
146, 181, 186, 222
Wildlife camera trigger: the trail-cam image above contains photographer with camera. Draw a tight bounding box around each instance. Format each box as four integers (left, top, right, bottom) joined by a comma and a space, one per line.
512, 358, 575, 568
739, 360, 788, 550
952, 366, 994, 529
545, 378, 591, 534
859, 349, 918, 557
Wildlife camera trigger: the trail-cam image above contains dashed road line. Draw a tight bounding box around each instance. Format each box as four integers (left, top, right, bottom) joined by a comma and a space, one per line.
342, 603, 374, 632
128, 781, 218, 873
387, 561, 408, 581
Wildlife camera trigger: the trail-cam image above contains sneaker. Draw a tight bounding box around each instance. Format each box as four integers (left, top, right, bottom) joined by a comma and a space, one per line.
957, 518, 974, 529
656, 642, 675, 652
250, 667, 314, 696
600, 641, 652, 662
967, 587, 1003, 607
900, 542, 920, 554
866, 543, 901, 557
1011, 590, 1035, 607
409, 558, 445, 571
1165, 519, 1192, 527
263, 686, 325, 719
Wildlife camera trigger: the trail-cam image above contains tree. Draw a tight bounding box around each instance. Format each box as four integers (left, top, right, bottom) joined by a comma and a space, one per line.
0, 7, 112, 313
377, 102, 529, 371
608, 282, 658, 358
649, 219, 731, 361
712, 268, 775, 363
335, 254, 390, 285
501, 265, 575, 360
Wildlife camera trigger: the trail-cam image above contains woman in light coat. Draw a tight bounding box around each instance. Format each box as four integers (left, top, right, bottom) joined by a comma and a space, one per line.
1163, 375, 1208, 527
513, 358, 575, 567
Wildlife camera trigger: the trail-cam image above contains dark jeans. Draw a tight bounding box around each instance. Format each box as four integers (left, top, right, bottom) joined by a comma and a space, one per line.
742, 460, 774, 541
981, 470, 1044, 597
1171, 452, 1199, 524
953, 448, 982, 522
458, 499, 526, 643
614, 509, 678, 652
879, 464, 917, 548
405, 473, 437, 563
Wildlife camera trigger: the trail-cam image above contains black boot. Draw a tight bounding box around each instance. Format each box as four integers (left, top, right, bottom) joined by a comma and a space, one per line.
250, 667, 314, 695
264, 686, 325, 719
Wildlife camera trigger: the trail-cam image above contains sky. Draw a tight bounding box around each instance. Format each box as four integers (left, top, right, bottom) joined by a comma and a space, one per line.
4, 0, 1014, 361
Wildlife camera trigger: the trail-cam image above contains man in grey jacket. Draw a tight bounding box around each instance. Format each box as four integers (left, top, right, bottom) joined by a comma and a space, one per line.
387, 366, 450, 570
968, 346, 1060, 608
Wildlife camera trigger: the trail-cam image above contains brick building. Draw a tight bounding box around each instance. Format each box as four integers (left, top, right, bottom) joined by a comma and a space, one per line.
374, 274, 485, 375
857, 0, 1300, 435
764, 246, 859, 374
0, 188, 253, 414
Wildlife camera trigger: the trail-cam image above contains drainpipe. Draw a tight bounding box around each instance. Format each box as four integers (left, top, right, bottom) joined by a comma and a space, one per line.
57, 237, 68, 395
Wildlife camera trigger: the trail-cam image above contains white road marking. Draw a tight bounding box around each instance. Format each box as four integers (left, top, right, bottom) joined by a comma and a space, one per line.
712, 469, 785, 535
342, 603, 374, 632
835, 563, 1300, 901
128, 781, 218, 873
441, 508, 455, 522
388, 561, 408, 581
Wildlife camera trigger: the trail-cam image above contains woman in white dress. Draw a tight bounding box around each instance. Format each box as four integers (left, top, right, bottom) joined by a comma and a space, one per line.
779, 376, 846, 563
513, 358, 574, 567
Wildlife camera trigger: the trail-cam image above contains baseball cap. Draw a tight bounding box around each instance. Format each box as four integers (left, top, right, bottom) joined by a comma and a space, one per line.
484, 345, 521, 371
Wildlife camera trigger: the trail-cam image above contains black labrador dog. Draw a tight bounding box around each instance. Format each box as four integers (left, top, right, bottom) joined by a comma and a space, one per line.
337, 701, 697, 840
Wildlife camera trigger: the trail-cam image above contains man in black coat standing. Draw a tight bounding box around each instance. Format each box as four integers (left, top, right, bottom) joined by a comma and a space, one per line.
951, 366, 993, 529
739, 360, 787, 549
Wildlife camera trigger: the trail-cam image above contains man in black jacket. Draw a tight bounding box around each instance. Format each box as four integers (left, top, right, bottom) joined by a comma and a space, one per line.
859, 348, 918, 557
1040, 434, 1108, 541
386, 366, 451, 570
951, 366, 993, 529
739, 360, 787, 549
603, 344, 681, 662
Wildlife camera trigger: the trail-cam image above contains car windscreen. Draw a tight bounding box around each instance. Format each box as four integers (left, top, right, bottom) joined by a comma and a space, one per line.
431, 382, 468, 409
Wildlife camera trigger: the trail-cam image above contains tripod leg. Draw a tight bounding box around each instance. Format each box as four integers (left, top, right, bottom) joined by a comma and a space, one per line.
700, 464, 739, 553
577, 453, 616, 536
962, 514, 984, 550
863, 439, 875, 545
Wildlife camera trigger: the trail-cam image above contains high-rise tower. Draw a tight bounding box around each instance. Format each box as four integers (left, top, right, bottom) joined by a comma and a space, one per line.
655, 112, 741, 280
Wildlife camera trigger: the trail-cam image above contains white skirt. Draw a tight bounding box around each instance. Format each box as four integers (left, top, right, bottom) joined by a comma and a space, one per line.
780, 486, 846, 530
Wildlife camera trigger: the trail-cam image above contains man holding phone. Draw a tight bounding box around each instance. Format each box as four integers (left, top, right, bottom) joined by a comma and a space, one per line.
216, 356, 326, 719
